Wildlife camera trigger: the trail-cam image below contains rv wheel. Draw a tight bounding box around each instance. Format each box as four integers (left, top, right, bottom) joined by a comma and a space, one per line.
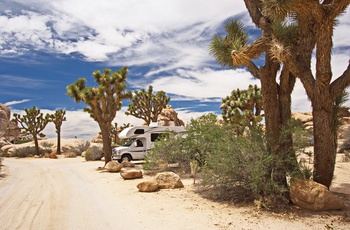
120, 154, 131, 163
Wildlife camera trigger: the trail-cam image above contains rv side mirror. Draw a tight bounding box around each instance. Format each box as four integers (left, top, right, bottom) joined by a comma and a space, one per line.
133, 141, 138, 147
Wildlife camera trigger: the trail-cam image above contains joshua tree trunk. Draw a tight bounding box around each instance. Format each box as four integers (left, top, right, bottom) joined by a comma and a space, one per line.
56, 128, 61, 154
33, 135, 40, 156
312, 86, 336, 188
100, 123, 112, 165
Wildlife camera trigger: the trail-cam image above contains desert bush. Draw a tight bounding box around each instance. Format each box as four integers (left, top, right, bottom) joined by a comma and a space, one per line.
11, 146, 47, 158
84, 145, 103, 161
67, 141, 90, 156
40, 142, 53, 153
146, 113, 288, 205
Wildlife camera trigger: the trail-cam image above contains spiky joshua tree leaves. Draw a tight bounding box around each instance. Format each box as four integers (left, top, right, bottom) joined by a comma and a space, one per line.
66, 67, 131, 165
49, 110, 66, 154
221, 84, 263, 135
125, 85, 170, 125
12, 106, 51, 156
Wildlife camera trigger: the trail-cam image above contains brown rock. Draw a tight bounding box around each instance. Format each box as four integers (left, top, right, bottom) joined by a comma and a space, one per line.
49, 153, 58, 159
157, 105, 184, 126
104, 161, 123, 172
137, 180, 159, 192
290, 179, 345, 211
154, 171, 184, 189
120, 169, 143, 179
121, 161, 135, 167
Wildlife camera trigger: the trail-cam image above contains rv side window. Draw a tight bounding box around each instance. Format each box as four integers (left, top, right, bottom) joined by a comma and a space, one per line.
151, 133, 161, 142
151, 133, 169, 142
134, 129, 144, 134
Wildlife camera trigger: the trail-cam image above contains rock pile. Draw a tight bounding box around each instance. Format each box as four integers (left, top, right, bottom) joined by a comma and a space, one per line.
0, 103, 21, 144
157, 105, 184, 126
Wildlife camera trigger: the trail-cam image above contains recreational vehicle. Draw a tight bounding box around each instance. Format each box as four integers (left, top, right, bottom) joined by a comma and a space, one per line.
112, 124, 186, 162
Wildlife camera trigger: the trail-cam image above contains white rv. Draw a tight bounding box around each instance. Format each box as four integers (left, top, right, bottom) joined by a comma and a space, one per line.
112, 124, 186, 162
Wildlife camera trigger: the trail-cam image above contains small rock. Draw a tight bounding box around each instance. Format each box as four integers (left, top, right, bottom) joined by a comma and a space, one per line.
120, 170, 143, 179
121, 161, 135, 167
104, 161, 123, 172
137, 180, 159, 192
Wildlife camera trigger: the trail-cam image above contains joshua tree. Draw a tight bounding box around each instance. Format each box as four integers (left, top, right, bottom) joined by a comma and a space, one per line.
66, 67, 131, 165
210, 17, 297, 189
125, 85, 170, 125
12, 106, 51, 156
259, 0, 350, 188
212, 0, 350, 188
49, 110, 66, 154
220, 84, 263, 135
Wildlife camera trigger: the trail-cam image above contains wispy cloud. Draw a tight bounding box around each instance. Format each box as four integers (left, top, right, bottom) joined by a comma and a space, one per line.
4, 99, 31, 106
0, 75, 53, 88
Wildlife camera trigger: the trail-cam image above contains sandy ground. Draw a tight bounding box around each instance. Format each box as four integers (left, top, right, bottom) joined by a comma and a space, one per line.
0, 155, 349, 230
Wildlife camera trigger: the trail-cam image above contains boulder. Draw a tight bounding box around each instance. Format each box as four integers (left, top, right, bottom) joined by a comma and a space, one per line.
154, 171, 184, 189
49, 153, 58, 159
120, 169, 143, 179
121, 161, 135, 167
137, 180, 159, 192
104, 161, 123, 172
290, 179, 345, 211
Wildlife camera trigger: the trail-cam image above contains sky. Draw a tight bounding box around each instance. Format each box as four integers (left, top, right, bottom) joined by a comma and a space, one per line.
0, 0, 349, 141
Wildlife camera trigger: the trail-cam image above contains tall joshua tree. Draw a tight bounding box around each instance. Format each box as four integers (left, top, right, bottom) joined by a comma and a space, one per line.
125, 85, 170, 125
66, 67, 131, 165
260, 0, 350, 188
12, 106, 51, 156
49, 110, 66, 154
210, 17, 298, 188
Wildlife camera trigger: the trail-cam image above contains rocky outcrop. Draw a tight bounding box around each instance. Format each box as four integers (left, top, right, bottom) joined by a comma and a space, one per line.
290, 179, 345, 211
0, 103, 21, 143
157, 105, 184, 126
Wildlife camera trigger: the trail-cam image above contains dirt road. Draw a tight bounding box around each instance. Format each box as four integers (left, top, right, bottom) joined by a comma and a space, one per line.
1, 157, 349, 230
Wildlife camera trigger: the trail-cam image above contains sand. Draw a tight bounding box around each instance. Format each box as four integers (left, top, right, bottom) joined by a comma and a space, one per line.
0, 155, 349, 230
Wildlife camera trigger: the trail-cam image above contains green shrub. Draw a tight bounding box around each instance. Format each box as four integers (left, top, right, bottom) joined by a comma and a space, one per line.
147, 114, 288, 203
84, 145, 103, 161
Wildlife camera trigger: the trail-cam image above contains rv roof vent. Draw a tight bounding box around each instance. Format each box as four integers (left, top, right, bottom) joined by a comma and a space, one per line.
149, 122, 162, 127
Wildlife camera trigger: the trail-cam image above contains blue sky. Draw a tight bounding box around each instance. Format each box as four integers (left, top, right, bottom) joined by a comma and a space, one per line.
0, 0, 349, 141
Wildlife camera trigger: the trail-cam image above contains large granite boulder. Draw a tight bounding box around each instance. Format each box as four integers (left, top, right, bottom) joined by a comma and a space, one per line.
0, 103, 21, 142
290, 179, 345, 211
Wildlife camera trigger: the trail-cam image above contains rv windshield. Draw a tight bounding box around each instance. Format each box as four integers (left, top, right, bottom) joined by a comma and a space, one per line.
122, 138, 135, 147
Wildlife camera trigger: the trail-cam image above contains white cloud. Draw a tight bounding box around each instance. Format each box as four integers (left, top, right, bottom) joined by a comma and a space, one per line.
150, 68, 260, 100
5, 99, 31, 106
